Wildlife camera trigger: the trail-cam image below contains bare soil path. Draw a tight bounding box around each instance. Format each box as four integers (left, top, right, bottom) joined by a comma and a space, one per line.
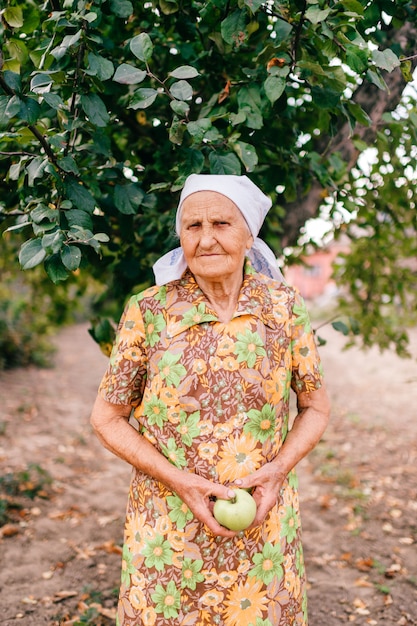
0, 323, 416, 625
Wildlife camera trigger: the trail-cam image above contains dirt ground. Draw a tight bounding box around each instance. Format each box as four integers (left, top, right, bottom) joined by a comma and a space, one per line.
0, 321, 416, 626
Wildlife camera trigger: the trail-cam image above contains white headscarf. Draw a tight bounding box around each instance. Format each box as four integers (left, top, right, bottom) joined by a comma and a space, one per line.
152, 174, 284, 285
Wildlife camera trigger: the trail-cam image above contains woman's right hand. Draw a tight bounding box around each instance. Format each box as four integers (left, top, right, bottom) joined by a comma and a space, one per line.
173, 473, 239, 538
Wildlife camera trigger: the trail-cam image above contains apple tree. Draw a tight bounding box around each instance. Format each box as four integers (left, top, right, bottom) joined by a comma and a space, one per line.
0, 0, 416, 355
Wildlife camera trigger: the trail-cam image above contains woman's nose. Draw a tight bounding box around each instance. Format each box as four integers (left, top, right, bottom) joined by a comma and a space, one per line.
199, 226, 216, 247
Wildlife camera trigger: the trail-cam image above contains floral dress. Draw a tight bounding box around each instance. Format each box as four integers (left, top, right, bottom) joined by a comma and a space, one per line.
98, 260, 324, 626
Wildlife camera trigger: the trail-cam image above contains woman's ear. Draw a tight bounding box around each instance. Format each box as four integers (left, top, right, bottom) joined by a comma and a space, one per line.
246, 234, 254, 250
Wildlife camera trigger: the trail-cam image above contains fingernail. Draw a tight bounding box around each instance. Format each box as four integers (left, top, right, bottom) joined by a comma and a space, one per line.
235, 479, 242, 486
227, 489, 236, 498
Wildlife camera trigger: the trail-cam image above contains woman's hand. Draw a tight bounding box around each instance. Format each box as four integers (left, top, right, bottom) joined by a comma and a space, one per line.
233, 463, 285, 528
172, 473, 240, 538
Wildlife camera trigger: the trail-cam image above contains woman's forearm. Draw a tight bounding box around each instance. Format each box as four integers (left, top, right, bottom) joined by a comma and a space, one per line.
90, 395, 184, 493
90, 395, 238, 537
271, 385, 331, 480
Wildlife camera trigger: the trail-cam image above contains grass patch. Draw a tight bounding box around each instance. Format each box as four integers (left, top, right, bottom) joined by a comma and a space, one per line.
0, 463, 53, 526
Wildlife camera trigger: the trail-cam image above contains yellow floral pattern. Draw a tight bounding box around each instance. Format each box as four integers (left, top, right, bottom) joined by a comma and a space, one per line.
99, 261, 323, 626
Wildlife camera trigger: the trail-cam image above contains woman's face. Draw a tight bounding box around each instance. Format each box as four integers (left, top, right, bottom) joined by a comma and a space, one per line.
179, 191, 254, 283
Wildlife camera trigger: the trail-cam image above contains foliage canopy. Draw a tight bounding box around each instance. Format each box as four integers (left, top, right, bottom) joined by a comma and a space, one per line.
1, 0, 416, 356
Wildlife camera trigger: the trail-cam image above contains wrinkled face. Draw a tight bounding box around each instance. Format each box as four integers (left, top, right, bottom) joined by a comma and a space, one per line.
179, 191, 254, 283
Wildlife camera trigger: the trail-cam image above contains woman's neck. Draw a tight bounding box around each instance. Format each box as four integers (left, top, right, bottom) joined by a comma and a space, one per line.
194, 273, 243, 323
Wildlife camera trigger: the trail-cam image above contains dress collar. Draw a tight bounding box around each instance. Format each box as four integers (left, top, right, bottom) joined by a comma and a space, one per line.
164, 259, 278, 338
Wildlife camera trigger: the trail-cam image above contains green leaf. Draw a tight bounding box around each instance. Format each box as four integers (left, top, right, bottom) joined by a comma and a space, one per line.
8, 160, 22, 180
332, 320, 350, 336
352, 137, 369, 151
81, 94, 110, 127
233, 141, 258, 172
50, 30, 82, 60
408, 112, 417, 128
221, 10, 247, 46
129, 88, 158, 109
0, 96, 9, 127
5, 95, 21, 118
26, 156, 48, 186
32, 221, 57, 236
159, 0, 179, 14
65, 209, 93, 230
83, 12, 98, 23
19, 98, 41, 124
305, 6, 331, 24
341, 0, 364, 15
169, 119, 186, 145
31, 204, 59, 224
30, 73, 53, 94
61, 245, 82, 271
297, 60, 328, 77
45, 254, 69, 283
3, 70, 21, 92
93, 233, 110, 243
169, 66, 199, 79
264, 76, 285, 104
114, 184, 145, 214
149, 182, 171, 192
371, 49, 400, 72
186, 118, 211, 141
169, 80, 193, 101
3, 7, 24, 28
400, 60, 414, 83
366, 69, 387, 91
209, 152, 241, 175
170, 100, 190, 116
130, 33, 153, 62
110, 0, 134, 18
178, 149, 204, 176
243, 0, 264, 12
19, 238, 46, 270
311, 86, 341, 108
7, 39, 28, 64
43, 92, 64, 110
345, 46, 369, 74
19, 5, 40, 34
346, 102, 371, 127
86, 53, 114, 81
42, 230, 64, 254
6, 221, 31, 234
113, 63, 147, 85
274, 19, 293, 40
57, 156, 80, 175
65, 179, 96, 213
237, 86, 263, 129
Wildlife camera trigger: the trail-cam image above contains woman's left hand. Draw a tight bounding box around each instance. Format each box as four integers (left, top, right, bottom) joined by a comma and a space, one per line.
233, 462, 285, 528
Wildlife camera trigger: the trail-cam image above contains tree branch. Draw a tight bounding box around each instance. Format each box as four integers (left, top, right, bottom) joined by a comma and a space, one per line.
65, 20, 88, 156
291, 0, 308, 68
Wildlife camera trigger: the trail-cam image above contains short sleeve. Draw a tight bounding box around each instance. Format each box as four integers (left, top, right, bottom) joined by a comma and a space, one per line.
290, 291, 323, 393
98, 296, 148, 406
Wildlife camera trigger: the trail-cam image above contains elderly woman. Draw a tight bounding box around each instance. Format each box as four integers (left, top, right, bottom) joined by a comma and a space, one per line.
90, 174, 330, 626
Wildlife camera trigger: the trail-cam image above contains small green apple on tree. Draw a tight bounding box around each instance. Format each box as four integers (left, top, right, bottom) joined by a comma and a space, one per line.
213, 488, 257, 532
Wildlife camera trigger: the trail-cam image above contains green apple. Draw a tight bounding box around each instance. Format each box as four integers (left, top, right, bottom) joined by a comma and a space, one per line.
213, 488, 257, 531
